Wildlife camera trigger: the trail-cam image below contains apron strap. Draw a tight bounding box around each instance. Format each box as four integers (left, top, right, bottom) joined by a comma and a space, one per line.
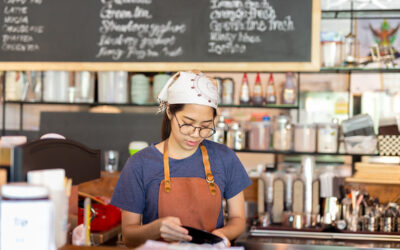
163, 140, 171, 192
162, 141, 216, 195
200, 144, 217, 196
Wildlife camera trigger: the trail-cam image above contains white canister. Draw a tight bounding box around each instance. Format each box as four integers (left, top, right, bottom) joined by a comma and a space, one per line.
294, 124, 316, 152
43, 71, 69, 102
317, 123, 339, 153
1, 183, 55, 250
131, 74, 150, 104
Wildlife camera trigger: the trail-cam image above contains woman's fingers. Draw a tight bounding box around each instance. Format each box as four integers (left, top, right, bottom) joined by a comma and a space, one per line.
159, 217, 192, 242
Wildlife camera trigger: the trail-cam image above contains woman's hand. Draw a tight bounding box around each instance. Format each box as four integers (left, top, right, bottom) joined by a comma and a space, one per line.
211, 229, 231, 247
158, 216, 192, 242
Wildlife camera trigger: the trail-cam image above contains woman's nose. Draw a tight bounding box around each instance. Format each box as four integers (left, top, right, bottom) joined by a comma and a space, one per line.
190, 127, 201, 137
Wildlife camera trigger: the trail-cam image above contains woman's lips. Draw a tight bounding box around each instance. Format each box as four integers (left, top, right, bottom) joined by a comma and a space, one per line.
186, 140, 199, 147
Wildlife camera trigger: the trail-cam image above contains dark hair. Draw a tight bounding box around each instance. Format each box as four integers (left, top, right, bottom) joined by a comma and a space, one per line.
161, 104, 217, 140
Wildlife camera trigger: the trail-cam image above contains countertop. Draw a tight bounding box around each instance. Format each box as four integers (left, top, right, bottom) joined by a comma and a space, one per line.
235, 232, 400, 249
59, 246, 120, 250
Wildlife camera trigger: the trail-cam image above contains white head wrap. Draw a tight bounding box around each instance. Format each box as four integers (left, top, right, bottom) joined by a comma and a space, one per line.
157, 71, 219, 112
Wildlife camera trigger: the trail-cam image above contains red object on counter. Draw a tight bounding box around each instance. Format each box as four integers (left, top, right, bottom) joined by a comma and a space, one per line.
78, 201, 121, 232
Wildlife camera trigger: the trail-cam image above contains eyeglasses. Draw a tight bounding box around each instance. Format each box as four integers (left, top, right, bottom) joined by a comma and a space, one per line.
174, 116, 215, 138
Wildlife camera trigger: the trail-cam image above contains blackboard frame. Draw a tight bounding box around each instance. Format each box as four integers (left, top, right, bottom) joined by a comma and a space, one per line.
0, 0, 320, 72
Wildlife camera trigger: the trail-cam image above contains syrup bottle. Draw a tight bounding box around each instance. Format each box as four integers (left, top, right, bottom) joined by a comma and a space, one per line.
252, 73, 264, 106
282, 72, 296, 105
265, 73, 276, 104
239, 73, 250, 105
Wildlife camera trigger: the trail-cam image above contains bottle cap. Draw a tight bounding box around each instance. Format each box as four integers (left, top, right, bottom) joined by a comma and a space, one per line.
263, 116, 271, 122
268, 73, 274, 82
2, 183, 48, 199
255, 73, 261, 83
242, 73, 248, 82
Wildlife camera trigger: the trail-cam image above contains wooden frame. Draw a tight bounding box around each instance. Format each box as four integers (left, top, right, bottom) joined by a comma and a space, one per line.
0, 0, 320, 72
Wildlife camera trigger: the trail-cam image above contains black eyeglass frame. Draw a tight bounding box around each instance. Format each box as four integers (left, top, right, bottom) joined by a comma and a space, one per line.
174, 115, 216, 138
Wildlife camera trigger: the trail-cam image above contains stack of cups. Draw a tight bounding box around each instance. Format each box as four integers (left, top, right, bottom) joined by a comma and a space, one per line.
43, 71, 69, 102
131, 74, 150, 104
5, 71, 25, 101
153, 73, 170, 102
98, 71, 128, 103
27, 169, 68, 249
74, 71, 95, 103
129, 141, 149, 156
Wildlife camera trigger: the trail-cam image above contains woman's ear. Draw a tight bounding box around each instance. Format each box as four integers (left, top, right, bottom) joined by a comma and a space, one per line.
166, 106, 172, 120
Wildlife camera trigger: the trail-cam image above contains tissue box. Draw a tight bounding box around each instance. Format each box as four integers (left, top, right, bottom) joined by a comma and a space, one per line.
378, 135, 400, 156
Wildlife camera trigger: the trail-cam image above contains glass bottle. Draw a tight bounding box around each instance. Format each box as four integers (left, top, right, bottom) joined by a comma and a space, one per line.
222, 78, 234, 105
265, 73, 276, 104
239, 73, 250, 105
252, 73, 264, 106
282, 72, 296, 105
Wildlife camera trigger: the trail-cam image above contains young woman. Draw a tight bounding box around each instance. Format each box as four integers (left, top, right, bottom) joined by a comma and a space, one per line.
111, 71, 251, 247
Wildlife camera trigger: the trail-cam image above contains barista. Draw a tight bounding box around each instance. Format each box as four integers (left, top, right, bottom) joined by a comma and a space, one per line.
111, 71, 251, 247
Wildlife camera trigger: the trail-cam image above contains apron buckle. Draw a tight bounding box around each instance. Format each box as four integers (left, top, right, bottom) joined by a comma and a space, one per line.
206, 174, 214, 184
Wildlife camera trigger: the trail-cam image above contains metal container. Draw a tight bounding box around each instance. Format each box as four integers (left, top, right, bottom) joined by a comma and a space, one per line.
226, 122, 245, 150
322, 197, 338, 224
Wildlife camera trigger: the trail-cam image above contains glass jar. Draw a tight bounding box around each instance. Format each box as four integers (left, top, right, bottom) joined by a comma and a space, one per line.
211, 116, 226, 144
317, 123, 339, 153
273, 115, 292, 151
249, 120, 270, 150
294, 124, 316, 152
226, 122, 245, 150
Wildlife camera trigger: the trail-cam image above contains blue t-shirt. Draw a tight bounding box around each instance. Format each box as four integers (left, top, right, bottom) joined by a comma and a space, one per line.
111, 139, 251, 229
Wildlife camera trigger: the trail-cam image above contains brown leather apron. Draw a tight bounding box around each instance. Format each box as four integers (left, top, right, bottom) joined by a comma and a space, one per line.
158, 140, 222, 232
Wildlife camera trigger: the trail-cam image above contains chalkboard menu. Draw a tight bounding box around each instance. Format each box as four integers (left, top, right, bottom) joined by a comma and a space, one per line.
0, 0, 320, 71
